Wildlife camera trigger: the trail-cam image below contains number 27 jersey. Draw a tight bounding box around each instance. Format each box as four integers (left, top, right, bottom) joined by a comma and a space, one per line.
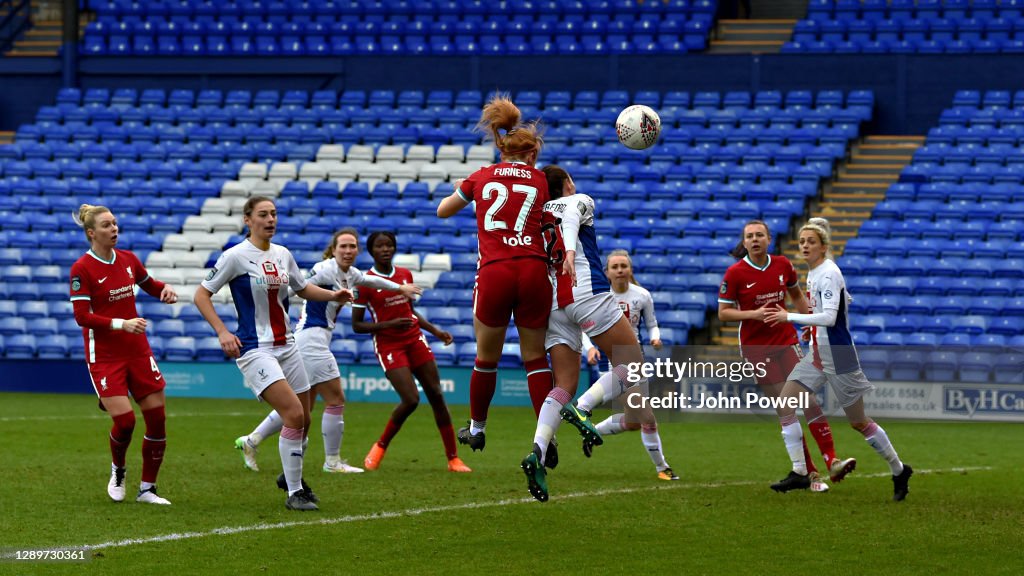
457, 161, 549, 267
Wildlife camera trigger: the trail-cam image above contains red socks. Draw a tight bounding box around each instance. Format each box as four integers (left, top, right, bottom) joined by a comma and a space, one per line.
377, 418, 401, 449
109, 411, 136, 468
141, 405, 166, 484
469, 359, 498, 423
801, 436, 818, 475
805, 403, 837, 469
438, 424, 458, 460
525, 357, 554, 417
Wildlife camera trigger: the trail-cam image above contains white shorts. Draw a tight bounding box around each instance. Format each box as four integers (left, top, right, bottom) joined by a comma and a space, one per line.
295, 327, 341, 385
545, 292, 625, 354
787, 353, 875, 408
236, 342, 311, 398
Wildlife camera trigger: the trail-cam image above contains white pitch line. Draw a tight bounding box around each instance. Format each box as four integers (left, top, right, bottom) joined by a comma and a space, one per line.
70, 465, 993, 552
0, 412, 254, 423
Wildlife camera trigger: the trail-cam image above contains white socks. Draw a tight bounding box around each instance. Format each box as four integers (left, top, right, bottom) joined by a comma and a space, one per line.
280, 426, 305, 495
470, 419, 486, 436
780, 415, 807, 475
576, 364, 632, 413
533, 388, 573, 463
251, 411, 284, 446
861, 422, 904, 476
322, 404, 344, 459
641, 425, 669, 470
595, 413, 626, 436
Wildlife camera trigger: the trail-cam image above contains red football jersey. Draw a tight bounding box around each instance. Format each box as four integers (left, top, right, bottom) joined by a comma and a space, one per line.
457, 161, 549, 267
69, 249, 161, 363
718, 254, 800, 350
353, 266, 421, 347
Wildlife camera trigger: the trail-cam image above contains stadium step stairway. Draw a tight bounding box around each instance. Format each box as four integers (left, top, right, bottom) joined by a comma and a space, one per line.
776, 92, 1024, 369
708, 18, 796, 53
715, 134, 922, 347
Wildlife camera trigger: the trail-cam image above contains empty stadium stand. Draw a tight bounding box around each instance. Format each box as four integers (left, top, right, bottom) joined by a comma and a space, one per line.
0, 87, 873, 363
785, 0, 1024, 53
79, 0, 718, 56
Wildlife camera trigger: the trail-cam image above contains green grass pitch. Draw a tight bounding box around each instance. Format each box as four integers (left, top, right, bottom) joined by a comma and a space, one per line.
1, 392, 1021, 575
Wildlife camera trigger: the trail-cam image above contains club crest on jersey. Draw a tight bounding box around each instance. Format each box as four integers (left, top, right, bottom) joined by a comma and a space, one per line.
262, 261, 278, 274
100, 376, 108, 391
127, 266, 133, 279
779, 274, 784, 285
71, 276, 81, 291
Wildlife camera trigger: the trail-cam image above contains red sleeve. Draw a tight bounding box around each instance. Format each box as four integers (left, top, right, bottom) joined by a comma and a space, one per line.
131, 251, 166, 298
783, 256, 798, 288
718, 266, 739, 305
70, 261, 115, 331
354, 282, 370, 306
458, 168, 481, 202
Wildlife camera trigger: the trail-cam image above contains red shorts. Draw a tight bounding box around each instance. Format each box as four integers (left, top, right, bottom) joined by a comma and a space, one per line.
376, 335, 435, 373
743, 344, 803, 386
473, 257, 551, 330
88, 355, 165, 399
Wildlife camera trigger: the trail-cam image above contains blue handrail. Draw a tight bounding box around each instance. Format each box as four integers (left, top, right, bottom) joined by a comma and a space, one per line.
0, 0, 32, 53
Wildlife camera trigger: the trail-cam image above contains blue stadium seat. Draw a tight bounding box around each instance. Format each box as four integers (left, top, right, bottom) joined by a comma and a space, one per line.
4, 334, 36, 358
430, 342, 456, 366
328, 339, 358, 364
164, 336, 196, 361
456, 342, 478, 365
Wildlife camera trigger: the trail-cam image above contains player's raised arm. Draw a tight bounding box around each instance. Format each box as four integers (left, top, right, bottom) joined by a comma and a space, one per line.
437, 178, 471, 218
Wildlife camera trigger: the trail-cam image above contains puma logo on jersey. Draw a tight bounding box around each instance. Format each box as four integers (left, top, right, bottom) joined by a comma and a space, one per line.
746, 282, 757, 288
98, 277, 108, 284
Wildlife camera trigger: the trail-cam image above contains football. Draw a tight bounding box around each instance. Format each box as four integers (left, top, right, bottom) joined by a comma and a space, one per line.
615, 104, 662, 150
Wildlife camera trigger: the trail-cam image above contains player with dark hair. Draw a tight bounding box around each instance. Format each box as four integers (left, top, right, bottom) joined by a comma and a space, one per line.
234, 227, 421, 474
353, 231, 470, 473
718, 219, 851, 492
70, 203, 178, 505
519, 165, 657, 502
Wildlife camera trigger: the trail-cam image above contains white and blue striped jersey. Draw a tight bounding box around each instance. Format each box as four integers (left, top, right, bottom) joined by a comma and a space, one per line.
804, 259, 860, 375
201, 240, 307, 355
295, 259, 401, 332
541, 193, 609, 308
